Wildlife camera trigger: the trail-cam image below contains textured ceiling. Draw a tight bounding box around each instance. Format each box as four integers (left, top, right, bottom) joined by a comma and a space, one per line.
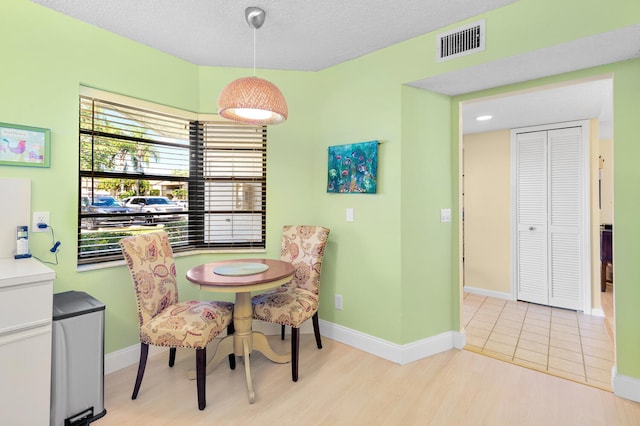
30, 0, 517, 71
29, 1, 639, 137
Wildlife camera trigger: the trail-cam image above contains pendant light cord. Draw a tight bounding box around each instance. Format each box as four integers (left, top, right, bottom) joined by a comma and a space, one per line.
253, 27, 257, 76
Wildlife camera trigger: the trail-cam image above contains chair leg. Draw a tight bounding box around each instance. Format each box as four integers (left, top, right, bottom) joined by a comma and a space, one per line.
281, 324, 286, 340
291, 327, 300, 382
132, 343, 149, 400
196, 348, 206, 410
312, 312, 322, 349
168, 347, 176, 367
227, 323, 236, 370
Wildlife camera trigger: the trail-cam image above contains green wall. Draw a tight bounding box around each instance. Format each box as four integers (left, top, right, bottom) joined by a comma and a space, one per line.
3, 0, 640, 383
312, 43, 406, 341
608, 59, 640, 378
1, 0, 201, 351
401, 86, 453, 342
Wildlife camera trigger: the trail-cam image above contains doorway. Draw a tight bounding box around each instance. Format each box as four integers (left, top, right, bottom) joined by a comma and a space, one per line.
459, 76, 615, 389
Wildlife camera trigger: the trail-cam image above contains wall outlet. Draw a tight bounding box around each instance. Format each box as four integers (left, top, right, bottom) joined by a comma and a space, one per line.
32, 211, 50, 232
335, 294, 343, 310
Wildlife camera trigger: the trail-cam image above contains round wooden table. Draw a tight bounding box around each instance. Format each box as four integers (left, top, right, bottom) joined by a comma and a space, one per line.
186, 258, 294, 403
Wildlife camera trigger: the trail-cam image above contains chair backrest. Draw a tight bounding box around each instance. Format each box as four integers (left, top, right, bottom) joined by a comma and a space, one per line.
119, 231, 179, 327
280, 225, 330, 294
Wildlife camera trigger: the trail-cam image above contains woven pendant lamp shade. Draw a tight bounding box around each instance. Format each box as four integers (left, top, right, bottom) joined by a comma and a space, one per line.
217, 76, 288, 125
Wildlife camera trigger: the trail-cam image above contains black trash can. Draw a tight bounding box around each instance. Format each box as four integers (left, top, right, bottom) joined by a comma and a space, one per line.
51, 291, 107, 425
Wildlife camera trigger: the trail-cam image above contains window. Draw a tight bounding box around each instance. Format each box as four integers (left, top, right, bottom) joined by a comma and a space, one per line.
78, 90, 267, 264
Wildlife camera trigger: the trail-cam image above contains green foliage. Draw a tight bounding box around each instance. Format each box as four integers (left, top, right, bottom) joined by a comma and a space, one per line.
78, 230, 131, 255
97, 178, 150, 197
172, 188, 188, 199
79, 222, 189, 259
80, 102, 160, 174
164, 219, 186, 237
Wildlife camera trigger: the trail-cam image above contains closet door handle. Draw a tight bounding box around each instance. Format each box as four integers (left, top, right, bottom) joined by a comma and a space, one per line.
529, 226, 536, 231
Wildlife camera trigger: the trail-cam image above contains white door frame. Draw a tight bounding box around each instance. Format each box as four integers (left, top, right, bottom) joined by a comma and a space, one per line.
510, 120, 592, 313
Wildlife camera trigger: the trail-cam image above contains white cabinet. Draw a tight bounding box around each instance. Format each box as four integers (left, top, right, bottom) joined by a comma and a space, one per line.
0, 258, 55, 426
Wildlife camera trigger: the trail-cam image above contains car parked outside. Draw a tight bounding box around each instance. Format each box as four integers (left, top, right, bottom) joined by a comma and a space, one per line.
81, 196, 133, 230
123, 196, 186, 224
174, 199, 188, 209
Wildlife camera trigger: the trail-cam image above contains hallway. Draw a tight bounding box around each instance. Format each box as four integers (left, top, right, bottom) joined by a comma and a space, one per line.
463, 291, 614, 391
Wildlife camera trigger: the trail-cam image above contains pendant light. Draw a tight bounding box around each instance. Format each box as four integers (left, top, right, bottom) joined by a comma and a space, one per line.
217, 7, 288, 125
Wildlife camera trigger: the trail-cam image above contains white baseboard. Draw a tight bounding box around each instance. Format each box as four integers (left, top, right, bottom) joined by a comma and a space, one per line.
105, 342, 168, 375
250, 319, 314, 335
591, 307, 605, 317
318, 319, 464, 365
612, 366, 640, 403
106, 320, 461, 373
463, 286, 514, 300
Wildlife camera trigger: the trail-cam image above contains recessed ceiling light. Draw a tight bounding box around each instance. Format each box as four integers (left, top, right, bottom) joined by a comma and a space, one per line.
476, 115, 493, 121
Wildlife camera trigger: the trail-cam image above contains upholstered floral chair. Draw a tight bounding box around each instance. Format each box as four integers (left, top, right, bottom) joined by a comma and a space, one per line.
252, 225, 330, 381
119, 231, 234, 410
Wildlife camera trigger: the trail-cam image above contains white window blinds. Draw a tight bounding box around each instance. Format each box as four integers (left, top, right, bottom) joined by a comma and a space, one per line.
78, 93, 266, 264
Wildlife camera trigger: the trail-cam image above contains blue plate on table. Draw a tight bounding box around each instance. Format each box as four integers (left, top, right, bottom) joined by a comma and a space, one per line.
213, 262, 269, 276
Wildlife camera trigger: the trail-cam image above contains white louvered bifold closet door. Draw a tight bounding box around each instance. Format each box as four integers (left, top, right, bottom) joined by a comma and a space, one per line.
514, 125, 585, 310
515, 131, 548, 305
548, 127, 583, 310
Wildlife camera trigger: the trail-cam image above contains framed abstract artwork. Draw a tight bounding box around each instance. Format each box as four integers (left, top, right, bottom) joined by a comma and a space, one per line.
0, 122, 51, 168
327, 140, 378, 193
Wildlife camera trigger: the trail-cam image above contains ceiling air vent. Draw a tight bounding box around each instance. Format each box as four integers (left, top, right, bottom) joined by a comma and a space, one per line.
437, 19, 485, 62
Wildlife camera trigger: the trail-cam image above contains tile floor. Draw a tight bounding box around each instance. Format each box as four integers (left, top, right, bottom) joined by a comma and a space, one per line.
463, 292, 614, 391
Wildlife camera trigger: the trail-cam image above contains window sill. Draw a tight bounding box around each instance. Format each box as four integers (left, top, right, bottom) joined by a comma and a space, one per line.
76, 247, 268, 272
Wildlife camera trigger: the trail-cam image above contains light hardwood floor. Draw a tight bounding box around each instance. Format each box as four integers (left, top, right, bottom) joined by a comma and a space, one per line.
98, 334, 640, 425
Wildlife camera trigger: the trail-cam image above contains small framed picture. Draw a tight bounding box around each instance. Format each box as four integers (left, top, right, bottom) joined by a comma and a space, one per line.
0, 122, 51, 168
327, 140, 378, 194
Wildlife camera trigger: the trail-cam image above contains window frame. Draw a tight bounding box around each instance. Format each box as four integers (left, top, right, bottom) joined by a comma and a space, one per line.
77, 88, 267, 265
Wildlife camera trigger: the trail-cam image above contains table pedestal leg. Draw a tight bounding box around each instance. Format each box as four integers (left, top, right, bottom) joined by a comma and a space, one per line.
233, 292, 256, 402
188, 291, 289, 403
242, 338, 255, 403
252, 332, 290, 363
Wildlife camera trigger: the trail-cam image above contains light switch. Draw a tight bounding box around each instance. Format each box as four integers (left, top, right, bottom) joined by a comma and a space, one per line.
440, 208, 451, 223
346, 208, 354, 222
